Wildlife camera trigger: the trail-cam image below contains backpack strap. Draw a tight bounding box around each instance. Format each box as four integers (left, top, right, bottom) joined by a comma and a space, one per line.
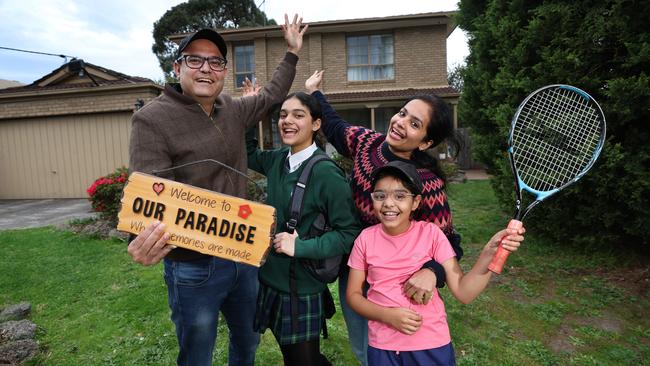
286, 154, 331, 334
286, 154, 331, 232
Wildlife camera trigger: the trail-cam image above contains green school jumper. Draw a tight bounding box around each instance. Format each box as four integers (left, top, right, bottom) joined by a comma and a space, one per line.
247, 142, 361, 294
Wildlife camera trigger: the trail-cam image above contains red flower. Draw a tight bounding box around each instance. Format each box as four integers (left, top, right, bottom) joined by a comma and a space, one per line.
86, 167, 129, 220
238, 204, 252, 219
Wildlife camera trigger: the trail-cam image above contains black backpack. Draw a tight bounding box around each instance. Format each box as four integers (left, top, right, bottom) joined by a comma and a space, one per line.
286, 154, 342, 283
285, 154, 343, 338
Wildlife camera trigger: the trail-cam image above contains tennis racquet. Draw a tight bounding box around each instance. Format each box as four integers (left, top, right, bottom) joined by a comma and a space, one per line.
488, 84, 607, 274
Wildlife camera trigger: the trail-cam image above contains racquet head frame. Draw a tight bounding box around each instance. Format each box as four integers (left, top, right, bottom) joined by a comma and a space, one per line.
507, 84, 606, 220
489, 84, 606, 275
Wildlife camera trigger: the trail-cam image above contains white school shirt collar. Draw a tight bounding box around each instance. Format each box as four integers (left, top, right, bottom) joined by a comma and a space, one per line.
286, 143, 318, 173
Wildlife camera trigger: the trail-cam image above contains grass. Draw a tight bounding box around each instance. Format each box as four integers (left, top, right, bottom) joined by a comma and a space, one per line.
1, 180, 648, 365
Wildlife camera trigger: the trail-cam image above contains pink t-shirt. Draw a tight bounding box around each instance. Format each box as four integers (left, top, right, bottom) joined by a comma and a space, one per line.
348, 220, 456, 351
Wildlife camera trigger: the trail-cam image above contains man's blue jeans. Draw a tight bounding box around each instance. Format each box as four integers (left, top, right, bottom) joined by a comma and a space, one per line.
338, 267, 368, 366
164, 256, 260, 366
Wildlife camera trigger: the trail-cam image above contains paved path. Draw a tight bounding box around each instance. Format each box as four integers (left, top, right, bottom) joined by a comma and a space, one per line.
464, 169, 490, 180
0, 169, 489, 231
0, 199, 96, 230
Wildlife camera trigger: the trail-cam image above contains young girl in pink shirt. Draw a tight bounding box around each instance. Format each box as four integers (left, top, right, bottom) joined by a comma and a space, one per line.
346, 161, 525, 365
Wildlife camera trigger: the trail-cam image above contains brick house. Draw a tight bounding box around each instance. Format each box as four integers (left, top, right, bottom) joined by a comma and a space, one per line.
0, 12, 460, 199
0, 60, 161, 198
171, 11, 460, 153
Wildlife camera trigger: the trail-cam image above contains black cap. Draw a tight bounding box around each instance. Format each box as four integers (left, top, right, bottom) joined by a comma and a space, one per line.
371, 161, 423, 195
176, 29, 228, 59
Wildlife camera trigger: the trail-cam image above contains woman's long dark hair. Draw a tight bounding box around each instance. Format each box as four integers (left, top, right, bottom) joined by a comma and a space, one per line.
406, 94, 461, 186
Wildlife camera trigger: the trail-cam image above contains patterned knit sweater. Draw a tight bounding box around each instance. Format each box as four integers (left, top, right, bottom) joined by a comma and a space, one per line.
313, 91, 462, 258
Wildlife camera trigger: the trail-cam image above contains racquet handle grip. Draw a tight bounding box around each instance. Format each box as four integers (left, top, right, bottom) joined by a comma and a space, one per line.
488, 219, 523, 274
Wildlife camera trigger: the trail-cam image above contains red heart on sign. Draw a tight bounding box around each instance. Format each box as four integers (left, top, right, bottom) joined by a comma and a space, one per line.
152, 182, 165, 195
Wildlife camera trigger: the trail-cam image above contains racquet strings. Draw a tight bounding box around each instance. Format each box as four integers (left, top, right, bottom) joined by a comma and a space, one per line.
511, 87, 604, 192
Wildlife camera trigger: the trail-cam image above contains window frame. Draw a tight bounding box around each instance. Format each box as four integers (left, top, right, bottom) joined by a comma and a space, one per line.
346, 33, 395, 82
233, 42, 255, 89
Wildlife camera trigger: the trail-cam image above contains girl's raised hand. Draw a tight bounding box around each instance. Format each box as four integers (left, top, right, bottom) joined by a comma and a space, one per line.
241, 77, 261, 97
488, 226, 526, 253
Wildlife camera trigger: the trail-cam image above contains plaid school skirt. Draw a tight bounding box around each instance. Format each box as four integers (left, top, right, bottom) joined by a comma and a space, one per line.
253, 282, 326, 345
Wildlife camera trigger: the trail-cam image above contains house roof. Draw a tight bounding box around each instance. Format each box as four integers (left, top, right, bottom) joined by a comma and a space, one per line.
325, 86, 459, 103
0, 79, 24, 89
170, 11, 457, 43
0, 60, 158, 96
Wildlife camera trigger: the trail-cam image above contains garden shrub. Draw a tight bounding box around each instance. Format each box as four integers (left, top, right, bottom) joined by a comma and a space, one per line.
457, 0, 650, 249
86, 167, 128, 223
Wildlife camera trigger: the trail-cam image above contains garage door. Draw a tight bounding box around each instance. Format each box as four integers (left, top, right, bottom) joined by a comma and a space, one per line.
0, 112, 131, 198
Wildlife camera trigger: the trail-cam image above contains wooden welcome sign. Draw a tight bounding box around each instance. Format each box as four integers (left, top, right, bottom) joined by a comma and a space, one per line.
117, 172, 276, 267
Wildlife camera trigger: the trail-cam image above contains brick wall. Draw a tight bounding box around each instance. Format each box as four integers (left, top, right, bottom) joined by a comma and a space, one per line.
219, 23, 449, 96
262, 36, 312, 94
320, 32, 348, 92
394, 27, 448, 88
0, 87, 161, 120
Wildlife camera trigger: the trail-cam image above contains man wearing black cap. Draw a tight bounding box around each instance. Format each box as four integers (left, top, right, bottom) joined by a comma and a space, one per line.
127, 15, 307, 366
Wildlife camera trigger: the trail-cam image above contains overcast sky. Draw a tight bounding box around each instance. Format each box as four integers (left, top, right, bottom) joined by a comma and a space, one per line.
0, 0, 468, 85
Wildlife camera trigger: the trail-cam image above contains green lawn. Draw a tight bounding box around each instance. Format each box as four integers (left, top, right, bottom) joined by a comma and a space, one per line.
1, 180, 648, 365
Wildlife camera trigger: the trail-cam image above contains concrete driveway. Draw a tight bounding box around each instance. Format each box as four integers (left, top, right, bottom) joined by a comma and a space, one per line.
0, 199, 97, 230
0, 169, 489, 231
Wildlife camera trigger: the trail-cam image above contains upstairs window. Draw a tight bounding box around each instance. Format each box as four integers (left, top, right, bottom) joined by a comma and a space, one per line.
234, 43, 255, 88
347, 34, 394, 81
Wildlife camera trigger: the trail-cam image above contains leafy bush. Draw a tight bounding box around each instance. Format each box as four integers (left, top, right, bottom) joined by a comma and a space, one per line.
247, 169, 267, 203
331, 152, 353, 176
457, 0, 650, 249
86, 167, 128, 223
441, 160, 459, 181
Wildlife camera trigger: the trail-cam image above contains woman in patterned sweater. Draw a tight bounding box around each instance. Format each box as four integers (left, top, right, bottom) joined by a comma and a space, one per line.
305, 70, 463, 366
